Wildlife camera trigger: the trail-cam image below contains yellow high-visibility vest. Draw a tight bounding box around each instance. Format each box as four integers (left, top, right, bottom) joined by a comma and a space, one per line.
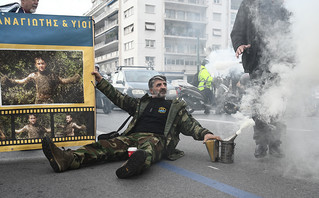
198, 65, 213, 91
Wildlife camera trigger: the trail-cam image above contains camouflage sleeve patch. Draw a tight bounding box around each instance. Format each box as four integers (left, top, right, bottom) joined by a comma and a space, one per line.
177, 108, 212, 140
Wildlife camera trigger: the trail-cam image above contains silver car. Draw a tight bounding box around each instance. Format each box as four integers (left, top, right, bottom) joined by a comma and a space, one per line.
110, 66, 177, 99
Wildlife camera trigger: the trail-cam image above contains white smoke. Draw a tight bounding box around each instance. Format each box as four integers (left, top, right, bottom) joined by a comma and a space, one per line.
281, 0, 319, 181
206, 49, 243, 78
236, 0, 319, 181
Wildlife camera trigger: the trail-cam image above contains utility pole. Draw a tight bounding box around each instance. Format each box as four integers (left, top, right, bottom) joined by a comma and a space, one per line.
197, 34, 200, 73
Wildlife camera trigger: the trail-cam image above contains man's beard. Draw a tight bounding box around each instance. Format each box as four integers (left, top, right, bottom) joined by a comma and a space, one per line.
30, 7, 37, 13
153, 89, 167, 98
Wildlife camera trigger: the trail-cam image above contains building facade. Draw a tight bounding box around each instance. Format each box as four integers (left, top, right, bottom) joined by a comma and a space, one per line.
86, 0, 242, 79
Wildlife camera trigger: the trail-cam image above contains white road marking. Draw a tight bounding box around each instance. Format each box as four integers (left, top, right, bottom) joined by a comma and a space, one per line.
197, 119, 314, 132
208, 166, 220, 170
196, 119, 236, 124
287, 128, 313, 132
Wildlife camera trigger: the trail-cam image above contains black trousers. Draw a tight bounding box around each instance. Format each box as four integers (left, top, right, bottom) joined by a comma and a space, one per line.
250, 69, 286, 147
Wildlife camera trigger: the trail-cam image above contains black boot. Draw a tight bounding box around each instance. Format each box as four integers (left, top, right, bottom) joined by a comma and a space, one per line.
254, 144, 268, 158
269, 143, 284, 158
116, 149, 147, 179
42, 137, 75, 172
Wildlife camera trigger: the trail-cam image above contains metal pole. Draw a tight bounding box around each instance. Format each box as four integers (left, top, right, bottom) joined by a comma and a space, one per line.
197, 34, 200, 73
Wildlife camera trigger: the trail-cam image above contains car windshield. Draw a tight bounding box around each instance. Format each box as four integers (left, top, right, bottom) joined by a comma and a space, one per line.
124, 70, 160, 82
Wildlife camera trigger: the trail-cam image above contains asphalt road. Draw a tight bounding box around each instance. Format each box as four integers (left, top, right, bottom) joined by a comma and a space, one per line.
1, 109, 318, 198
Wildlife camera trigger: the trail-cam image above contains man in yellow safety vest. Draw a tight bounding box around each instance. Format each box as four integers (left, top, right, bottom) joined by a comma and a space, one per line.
198, 59, 213, 106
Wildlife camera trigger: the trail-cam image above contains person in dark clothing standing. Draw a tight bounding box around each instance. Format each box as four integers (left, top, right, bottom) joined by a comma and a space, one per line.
231, 0, 292, 158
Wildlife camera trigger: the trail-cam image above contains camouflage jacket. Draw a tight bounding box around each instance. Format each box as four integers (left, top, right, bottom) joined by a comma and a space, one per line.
97, 79, 213, 160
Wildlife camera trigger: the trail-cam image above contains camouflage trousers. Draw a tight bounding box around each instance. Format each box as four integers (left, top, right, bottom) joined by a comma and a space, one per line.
70, 132, 165, 169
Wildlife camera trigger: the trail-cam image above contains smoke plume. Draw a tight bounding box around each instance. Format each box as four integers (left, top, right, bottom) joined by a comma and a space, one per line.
238, 0, 319, 180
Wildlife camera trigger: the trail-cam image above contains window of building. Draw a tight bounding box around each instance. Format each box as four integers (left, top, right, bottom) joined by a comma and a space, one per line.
165, 58, 176, 65
145, 56, 155, 66
176, 11, 185, 20
185, 60, 195, 66
124, 7, 134, 18
213, 13, 222, 22
176, 59, 184, 65
124, 57, 134, 66
145, 4, 155, 14
124, 24, 134, 35
145, 22, 156, 31
231, 12, 237, 25
165, 9, 175, 19
177, 45, 184, 53
124, 41, 134, 51
145, 39, 155, 48
165, 42, 173, 52
231, 0, 242, 10
214, 0, 221, 4
189, 44, 197, 54
187, 12, 200, 21
212, 28, 222, 37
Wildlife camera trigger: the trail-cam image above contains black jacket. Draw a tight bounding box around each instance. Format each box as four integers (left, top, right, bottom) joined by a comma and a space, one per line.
231, 0, 290, 74
0, 2, 23, 13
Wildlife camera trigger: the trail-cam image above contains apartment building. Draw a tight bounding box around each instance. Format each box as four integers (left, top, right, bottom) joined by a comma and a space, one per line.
86, 0, 242, 79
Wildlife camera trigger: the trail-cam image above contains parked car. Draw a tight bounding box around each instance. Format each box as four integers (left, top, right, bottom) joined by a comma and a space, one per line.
110, 66, 177, 99
96, 88, 112, 114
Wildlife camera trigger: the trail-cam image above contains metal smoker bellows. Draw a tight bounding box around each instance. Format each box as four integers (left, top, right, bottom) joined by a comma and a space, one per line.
205, 139, 219, 162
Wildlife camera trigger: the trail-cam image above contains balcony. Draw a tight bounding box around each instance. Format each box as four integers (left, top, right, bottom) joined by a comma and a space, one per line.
164, 13, 207, 24
165, 0, 207, 8
95, 51, 119, 63
164, 32, 207, 40
164, 49, 205, 56
95, 36, 118, 52
95, 20, 118, 37
94, 7, 118, 23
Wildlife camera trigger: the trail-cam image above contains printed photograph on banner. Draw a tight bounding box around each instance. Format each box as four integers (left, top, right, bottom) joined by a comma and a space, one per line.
54, 112, 88, 138
0, 115, 11, 141
0, 50, 84, 105
14, 113, 51, 140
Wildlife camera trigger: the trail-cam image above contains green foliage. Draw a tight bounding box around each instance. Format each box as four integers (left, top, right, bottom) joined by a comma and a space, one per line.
0, 50, 84, 105
0, 115, 12, 139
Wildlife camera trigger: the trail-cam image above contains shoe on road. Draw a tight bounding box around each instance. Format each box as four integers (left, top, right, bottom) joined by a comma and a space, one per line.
116, 149, 147, 179
42, 137, 74, 172
254, 144, 268, 158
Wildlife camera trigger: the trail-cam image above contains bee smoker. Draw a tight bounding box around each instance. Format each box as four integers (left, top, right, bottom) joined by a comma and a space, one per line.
220, 134, 237, 163
205, 134, 237, 163
205, 139, 219, 162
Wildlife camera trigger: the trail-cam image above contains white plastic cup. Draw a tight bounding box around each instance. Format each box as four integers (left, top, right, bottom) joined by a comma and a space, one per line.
128, 147, 137, 157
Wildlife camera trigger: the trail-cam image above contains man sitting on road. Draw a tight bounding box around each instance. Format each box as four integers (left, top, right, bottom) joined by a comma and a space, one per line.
42, 72, 221, 179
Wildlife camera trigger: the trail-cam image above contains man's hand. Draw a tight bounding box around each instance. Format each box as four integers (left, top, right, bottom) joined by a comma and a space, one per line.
235, 44, 251, 58
203, 133, 221, 143
91, 71, 103, 83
